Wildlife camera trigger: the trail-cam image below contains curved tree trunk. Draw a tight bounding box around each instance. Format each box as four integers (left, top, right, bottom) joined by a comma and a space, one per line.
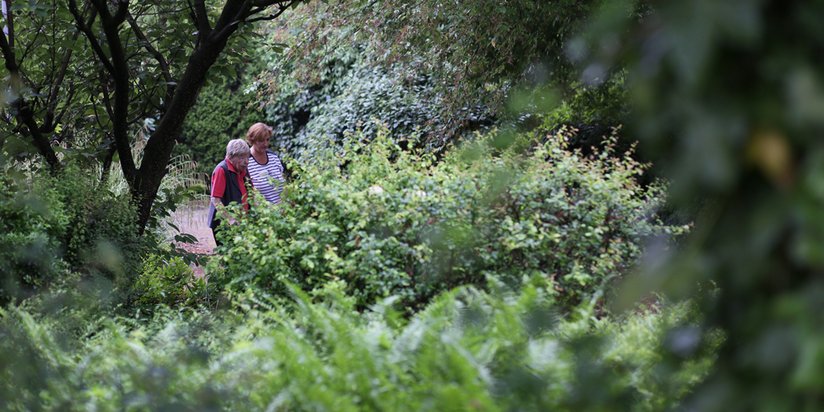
134, 37, 235, 233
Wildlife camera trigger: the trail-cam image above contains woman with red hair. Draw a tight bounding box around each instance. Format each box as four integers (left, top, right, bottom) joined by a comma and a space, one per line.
245, 122, 285, 204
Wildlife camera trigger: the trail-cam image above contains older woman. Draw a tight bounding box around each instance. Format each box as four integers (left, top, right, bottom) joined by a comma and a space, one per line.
207, 139, 251, 245
245, 122, 285, 204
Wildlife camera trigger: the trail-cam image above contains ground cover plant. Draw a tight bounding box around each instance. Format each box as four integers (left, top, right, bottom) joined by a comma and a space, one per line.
0, 281, 718, 411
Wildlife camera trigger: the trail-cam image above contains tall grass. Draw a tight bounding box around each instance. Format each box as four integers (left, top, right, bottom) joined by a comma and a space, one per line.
104, 128, 205, 199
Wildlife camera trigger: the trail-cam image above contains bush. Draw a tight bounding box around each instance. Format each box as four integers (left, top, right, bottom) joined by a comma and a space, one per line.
132, 254, 207, 308
264, 55, 458, 159
213, 126, 684, 311
0, 163, 153, 305
55, 165, 151, 290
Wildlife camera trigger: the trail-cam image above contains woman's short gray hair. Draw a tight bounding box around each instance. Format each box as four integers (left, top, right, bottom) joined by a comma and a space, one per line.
225, 139, 250, 159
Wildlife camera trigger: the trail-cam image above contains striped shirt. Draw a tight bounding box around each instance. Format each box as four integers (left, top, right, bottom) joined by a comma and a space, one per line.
247, 150, 285, 204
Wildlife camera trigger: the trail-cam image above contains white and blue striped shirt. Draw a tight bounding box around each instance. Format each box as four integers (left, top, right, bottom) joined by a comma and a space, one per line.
247, 150, 285, 204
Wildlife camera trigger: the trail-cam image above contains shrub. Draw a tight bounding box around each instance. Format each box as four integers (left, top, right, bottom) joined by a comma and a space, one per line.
264, 56, 456, 159
257, 35, 492, 160
213, 126, 684, 311
132, 254, 204, 308
55, 165, 151, 290
0, 163, 154, 305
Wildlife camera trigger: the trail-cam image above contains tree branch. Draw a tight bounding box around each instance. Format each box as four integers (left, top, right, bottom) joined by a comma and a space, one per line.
210, 0, 251, 43
251, 0, 292, 7
99, 73, 114, 119
191, 0, 212, 40
89, 0, 110, 19
53, 81, 76, 128
112, 0, 128, 23
17, 27, 44, 64
43, 31, 81, 131
244, 1, 295, 24
88, 0, 137, 184
3, 0, 14, 51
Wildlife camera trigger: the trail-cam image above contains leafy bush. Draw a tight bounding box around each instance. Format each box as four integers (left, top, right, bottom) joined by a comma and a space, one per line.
0, 282, 718, 411
213, 127, 683, 310
55, 165, 151, 289
132, 254, 206, 308
264, 53, 461, 159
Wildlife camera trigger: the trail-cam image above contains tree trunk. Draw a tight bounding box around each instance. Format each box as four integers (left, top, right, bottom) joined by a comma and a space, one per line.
133, 36, 234, 233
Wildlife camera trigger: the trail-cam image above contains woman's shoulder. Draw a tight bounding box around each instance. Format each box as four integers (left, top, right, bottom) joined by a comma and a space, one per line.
212, 160, 228, 174
266, 150, 283, 164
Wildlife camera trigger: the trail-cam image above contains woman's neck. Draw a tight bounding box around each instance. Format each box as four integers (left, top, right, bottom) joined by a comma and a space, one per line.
251, 146, 267, 163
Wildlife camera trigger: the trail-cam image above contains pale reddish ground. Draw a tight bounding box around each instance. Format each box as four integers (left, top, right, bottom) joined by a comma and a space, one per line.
169, 200, 215, 277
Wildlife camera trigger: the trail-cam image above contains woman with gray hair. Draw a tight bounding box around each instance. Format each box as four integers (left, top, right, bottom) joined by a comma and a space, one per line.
207, 139, 252, 245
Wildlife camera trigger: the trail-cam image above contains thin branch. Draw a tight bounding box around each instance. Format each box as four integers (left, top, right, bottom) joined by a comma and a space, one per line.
90, 92, 110, 131
53, 81, 76, 127
99, 75, 114, 119
4, 0, 14, 51
68, 0, 114, 73
100, 134, 117, 182
17, 26, 44, 63
44, 31, 80, 129
251, 0, 291, 7
244, 1, 295, 24
125, 11, 173, 86
88, 0, 137, 183
49, 1, 58, 96
0, 14, 60, 170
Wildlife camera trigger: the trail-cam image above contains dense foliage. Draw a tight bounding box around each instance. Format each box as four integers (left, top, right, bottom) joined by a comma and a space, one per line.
4, 0, 821, 409
262, 46, 460, 159
132, 254, 209, 309
213, 126, 682, 311
288, 1, 606, 111
0, 282, 718, 411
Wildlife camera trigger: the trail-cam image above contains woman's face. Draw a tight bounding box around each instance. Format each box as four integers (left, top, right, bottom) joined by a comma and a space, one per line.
253, 135, 270, 152
230, 155, 249, 172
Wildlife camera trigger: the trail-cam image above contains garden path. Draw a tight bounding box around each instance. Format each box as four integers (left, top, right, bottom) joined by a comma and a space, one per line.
169, 200, 215, 277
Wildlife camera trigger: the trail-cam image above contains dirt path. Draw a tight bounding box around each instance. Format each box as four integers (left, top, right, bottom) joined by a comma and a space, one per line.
168, 200, 215, 277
